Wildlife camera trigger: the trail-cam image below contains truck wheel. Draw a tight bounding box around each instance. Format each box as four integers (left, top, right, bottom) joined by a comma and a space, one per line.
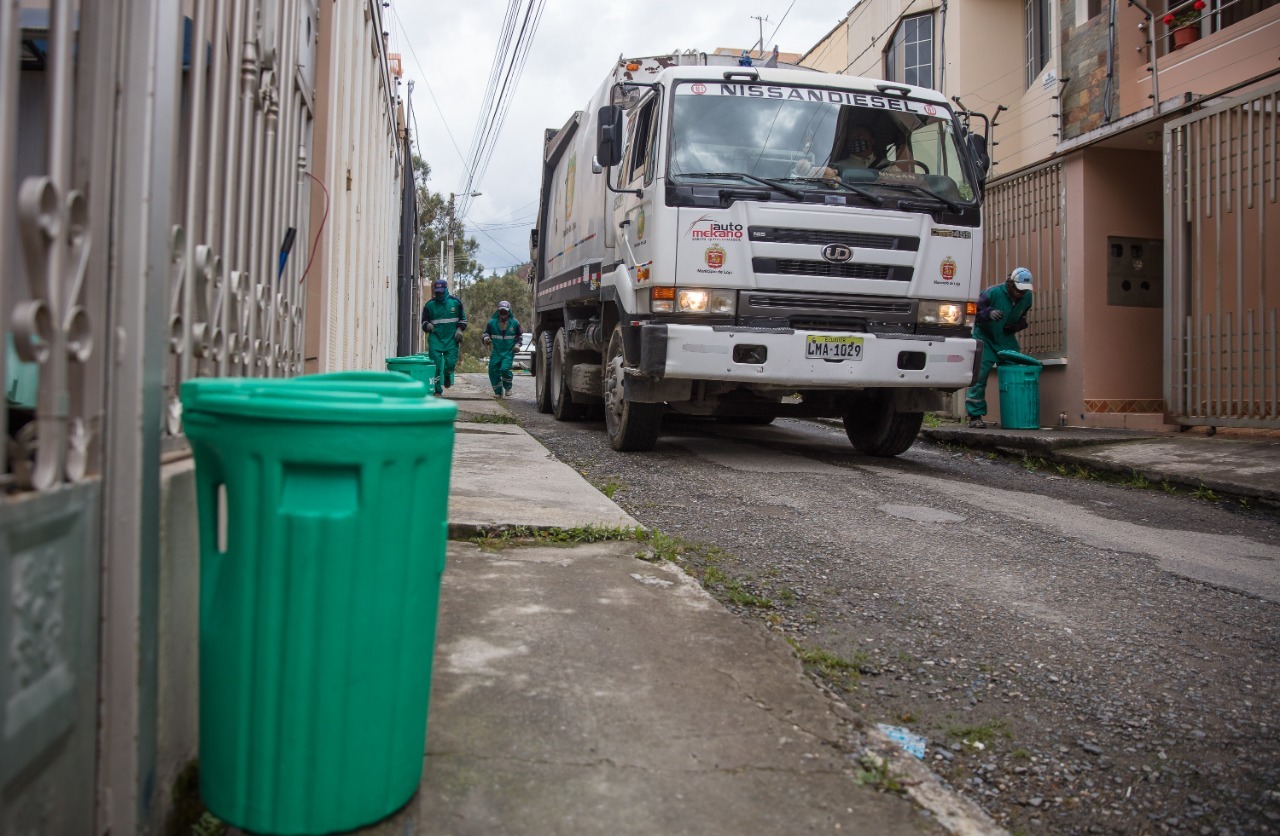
534, 331, 553, 413
603, 325, 663, 451
551, 328, 586, 421
842, 391, 923, 457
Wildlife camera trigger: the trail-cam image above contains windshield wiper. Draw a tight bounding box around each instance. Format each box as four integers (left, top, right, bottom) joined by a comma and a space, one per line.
876, 182, 965, 214
778, 177, 884, 205
677, 172, 806, 201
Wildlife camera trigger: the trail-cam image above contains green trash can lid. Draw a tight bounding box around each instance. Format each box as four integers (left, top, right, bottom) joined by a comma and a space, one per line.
386, 355, 432, 365
997, 350, 1043, 367
180, 372, 457, 424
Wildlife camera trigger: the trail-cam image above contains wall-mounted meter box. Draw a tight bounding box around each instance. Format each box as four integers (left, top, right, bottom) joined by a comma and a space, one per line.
1106, 237, 1163, 308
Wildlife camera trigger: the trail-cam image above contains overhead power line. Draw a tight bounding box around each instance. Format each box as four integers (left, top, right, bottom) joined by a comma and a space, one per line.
455, 0, 548, 219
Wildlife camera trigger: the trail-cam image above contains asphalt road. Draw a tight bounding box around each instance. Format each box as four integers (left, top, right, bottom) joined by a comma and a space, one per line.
499, 373, 1280, 835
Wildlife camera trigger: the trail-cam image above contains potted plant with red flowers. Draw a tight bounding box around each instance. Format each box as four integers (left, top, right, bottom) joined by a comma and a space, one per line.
1164, 0, 1206, 50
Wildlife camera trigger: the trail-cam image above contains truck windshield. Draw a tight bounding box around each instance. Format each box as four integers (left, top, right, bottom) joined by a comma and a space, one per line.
669, 81, 978, 206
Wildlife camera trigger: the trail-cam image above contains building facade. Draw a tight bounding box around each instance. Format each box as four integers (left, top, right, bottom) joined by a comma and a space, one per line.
1, 1, 413, 833
803, 0, 1279, 430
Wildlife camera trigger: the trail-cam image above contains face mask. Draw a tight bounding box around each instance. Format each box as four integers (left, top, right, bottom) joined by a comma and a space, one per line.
498, 311, 509, 319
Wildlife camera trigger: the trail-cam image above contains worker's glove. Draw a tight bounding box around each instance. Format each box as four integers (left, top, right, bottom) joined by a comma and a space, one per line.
456, 322, 467, 332
1003, 317, 1028, 334
423, 321, 434, 333
988, 309, 1005, 322
481, 334, 492, 346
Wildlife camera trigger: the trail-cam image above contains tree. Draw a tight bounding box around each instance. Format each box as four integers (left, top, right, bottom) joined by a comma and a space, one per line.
458, 268, 532, 362
412, 154, 482, 287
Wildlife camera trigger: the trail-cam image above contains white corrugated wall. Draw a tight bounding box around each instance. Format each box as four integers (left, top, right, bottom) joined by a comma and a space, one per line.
320, 0, 402, 371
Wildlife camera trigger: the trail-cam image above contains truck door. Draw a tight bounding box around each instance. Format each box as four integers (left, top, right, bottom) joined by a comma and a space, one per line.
614, 93, 660, 280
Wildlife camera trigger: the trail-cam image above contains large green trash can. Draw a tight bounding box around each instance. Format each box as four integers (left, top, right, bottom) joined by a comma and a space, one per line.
996, 350, 1043, 430
386, 354, 437, 388
181, 372, 457, 835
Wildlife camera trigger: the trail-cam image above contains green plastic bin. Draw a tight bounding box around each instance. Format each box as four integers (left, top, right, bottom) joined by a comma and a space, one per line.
996, 350, 1043, 430
385, 354, 437, 388
181, 372, 457, 835
6, 332, 39, 409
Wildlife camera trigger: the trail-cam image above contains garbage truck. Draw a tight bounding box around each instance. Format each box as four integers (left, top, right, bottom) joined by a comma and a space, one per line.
529, 51, 991, 454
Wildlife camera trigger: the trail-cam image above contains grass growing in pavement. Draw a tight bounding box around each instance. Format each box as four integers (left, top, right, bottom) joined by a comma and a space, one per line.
1121, 469, 1151, 489
465, 524, 643, 550
946, 719, 1012, 747
594, 479, 625, 499
853, 754, 908, 794
469, 412, 517, 424
1191, 482, 1220, 502
787, 639, 875, 688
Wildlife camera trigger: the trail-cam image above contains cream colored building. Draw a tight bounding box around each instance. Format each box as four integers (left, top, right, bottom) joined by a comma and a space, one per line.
803, 1, 1280, 430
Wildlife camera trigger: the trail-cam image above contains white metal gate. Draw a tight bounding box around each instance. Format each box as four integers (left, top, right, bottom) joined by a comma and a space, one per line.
1165, 80, 1280, 428
3, 1, 321, 832
982, 160, 1068, 358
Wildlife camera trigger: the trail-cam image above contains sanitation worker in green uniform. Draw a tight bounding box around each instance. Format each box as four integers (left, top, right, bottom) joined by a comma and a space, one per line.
482, 301, 522, 398
966, 267, 1034, 428
421, 278, 467, 396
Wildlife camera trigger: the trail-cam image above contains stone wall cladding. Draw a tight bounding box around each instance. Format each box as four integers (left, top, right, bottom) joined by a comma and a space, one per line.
1060, 2, 1115, 139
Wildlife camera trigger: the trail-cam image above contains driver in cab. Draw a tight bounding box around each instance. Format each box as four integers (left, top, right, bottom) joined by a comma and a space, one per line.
794, 124, 915, 182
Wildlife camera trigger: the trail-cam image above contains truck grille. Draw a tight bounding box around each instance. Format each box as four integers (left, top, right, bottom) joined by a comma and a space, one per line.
748, 227, 920, 251
748, 295, 912, 315
754, 258, 913, 282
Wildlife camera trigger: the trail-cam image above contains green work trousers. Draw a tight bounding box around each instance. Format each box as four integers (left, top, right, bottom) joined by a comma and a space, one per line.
965, 339, 999, 419
428, 338, 458, 395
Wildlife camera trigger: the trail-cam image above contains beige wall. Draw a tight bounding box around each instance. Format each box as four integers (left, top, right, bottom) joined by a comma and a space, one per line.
803, 0, 1059, 174
1116, 4, 1280, 117
1078, 148, 1164, 404
802, 20, 849, 73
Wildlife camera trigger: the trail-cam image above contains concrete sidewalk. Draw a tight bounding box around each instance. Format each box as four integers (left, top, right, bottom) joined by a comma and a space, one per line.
921, 424, 1280, 507
346, 375, 1000, 836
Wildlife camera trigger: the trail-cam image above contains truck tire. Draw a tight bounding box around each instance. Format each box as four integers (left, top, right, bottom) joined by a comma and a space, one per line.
534, 330, 553, 413
603, 325, 663, 451
843, 391, 923, 457
551, 328, 586, 421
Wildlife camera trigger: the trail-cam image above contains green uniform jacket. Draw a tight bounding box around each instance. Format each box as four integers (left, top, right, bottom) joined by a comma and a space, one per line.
422, 294, 467, 350
484, 314, 523, 363
971, 284, 1033, 355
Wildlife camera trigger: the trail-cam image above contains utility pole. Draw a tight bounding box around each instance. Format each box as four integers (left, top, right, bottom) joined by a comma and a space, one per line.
446, 190, 481, 290
750, 14, 769, 58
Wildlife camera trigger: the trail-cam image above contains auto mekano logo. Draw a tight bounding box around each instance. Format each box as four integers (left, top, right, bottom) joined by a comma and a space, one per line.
686, 215, 744, 240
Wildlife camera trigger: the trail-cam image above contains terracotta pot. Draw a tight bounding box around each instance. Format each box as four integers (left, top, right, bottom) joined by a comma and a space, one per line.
1171, 25, 1200, 50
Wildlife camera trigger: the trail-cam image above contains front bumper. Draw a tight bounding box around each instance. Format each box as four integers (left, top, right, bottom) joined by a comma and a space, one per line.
640, 323, 977, 389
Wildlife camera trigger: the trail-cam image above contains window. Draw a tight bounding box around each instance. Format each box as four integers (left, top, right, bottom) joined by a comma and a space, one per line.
1211, 0, 1280, 28
624, 96, 659, 186
1159, 0, 1277, 54
884, 14, 934, 90
1026, 0, 1052, 88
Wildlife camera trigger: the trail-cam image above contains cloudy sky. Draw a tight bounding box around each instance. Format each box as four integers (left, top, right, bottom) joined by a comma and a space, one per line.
386, 1, 855, 275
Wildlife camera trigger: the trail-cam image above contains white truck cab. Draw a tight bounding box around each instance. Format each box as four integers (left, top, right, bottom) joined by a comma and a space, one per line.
530, 52, 991, 454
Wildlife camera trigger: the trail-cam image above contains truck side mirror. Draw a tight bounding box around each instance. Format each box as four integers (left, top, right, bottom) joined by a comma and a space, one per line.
596, 105, 624, 168
967, 133, 990, 187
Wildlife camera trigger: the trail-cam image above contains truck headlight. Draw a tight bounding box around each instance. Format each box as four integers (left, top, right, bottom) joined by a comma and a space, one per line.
652, 287, 735, 315
918, 301, 965, 326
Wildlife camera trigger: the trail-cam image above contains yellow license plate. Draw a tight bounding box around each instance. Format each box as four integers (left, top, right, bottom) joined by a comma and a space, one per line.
805, 334, 864, 360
